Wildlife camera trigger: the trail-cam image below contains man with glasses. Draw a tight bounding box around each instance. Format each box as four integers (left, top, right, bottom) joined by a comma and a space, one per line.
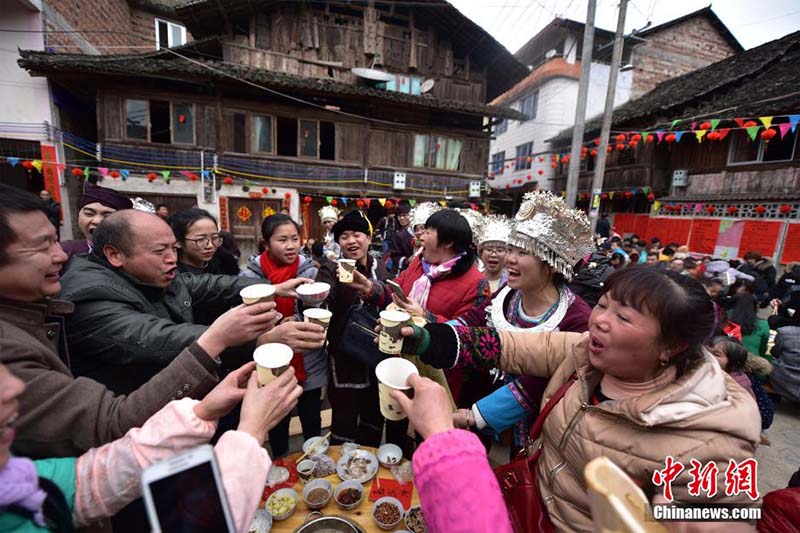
58, 209, 309, 394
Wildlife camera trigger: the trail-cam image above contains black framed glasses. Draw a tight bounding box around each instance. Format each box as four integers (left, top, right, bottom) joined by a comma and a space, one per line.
186, 234, 222, 248
483, 246, 507, 256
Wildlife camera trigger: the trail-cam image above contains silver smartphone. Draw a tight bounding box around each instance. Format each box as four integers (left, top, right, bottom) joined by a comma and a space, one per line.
387, 279, 407, 300
141, 444, 235, 533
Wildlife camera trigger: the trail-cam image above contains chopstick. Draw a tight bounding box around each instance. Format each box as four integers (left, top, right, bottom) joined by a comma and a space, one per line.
297, 431, 332, 462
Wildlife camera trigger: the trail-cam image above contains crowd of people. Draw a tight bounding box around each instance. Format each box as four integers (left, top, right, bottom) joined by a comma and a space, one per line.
1, 181, 798, 532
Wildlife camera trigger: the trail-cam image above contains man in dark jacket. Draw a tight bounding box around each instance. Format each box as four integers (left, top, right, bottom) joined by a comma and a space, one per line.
58, 209, 308, 394
0, 184, 278, 458
39, 189, 60, 239
387, 204, 414, 275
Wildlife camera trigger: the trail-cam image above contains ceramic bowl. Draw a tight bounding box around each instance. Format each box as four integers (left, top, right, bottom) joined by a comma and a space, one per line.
333, 479, 364, 511
267, 487, 298, 521
405, 505, 428, 533
302, 436, 330, 456
376, 443, 402, 468
372, 496, 404, 530
302, 479, 333, 510
296, 282, 331, 306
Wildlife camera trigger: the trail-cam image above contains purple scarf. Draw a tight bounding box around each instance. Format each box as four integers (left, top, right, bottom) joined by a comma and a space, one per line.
0, 457, 47, 526
408, 252, 465, 308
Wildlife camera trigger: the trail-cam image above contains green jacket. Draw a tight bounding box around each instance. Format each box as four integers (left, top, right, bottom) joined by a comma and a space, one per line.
59, 255, 257, 394
0, 458, 75, 532
742, 318, 771, 360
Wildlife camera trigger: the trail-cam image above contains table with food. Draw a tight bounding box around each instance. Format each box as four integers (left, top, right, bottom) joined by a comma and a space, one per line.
249, 437, 429, 533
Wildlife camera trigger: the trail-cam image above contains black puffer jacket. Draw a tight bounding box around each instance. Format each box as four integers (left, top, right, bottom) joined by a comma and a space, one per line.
568, 252, 614, 308
59, 254, 258, 394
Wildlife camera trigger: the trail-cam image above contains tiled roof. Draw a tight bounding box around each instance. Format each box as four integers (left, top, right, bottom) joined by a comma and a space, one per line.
549, 30, 800, 145
18, 44, 525, 120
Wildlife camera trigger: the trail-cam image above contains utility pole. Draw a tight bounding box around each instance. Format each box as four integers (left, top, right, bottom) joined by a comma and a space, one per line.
588, 0, 629, 232
565, 0, 596, 207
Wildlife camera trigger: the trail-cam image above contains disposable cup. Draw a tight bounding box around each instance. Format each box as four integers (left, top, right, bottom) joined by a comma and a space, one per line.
240, 283, 276, 305
253, 343, 293, 385
375, 357, 418, 421
297, 459, 315, 483
378, 310, 410, 355
337, 259, 357, 283
303, 308, 332, 331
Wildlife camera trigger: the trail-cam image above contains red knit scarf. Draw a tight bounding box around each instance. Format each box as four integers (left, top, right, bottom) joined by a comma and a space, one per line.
259, 251, 306, 382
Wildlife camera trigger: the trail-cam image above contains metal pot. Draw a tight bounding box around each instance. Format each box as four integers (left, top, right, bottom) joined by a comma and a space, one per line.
292, 511, 366, 533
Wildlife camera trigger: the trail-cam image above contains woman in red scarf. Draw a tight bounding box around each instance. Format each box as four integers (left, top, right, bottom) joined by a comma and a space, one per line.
241, 214, 327, 457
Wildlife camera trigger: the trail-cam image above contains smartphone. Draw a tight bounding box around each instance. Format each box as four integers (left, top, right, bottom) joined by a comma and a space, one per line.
141, 444, 235, 533
387, 279, 407, 300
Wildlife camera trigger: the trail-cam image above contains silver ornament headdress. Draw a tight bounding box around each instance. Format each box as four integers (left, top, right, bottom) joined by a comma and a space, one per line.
318, 205, 340, 223
456, 208, 485, 247
509, 191, 594, 281
480, 214, 512, 246
131, 197, 155, 214
410, 202, 442, 229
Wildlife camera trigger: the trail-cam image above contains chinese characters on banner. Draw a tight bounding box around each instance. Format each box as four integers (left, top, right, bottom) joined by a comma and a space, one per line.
738, 221, 782, 257
783, 224, 800, 264
688, 219, 721, 255
652, 456, 759, 502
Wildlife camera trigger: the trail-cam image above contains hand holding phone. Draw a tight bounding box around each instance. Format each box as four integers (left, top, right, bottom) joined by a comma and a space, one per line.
237, 367, 303, 444
387, 279, 407, 301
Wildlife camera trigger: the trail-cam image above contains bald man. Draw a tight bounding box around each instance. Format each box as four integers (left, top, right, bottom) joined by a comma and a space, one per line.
58, 210, 315, 394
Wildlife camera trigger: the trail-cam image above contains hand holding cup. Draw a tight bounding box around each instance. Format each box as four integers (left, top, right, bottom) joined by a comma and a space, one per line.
197, 302, 278, 357
238, 367, 303, 444
389, 374, 454, 439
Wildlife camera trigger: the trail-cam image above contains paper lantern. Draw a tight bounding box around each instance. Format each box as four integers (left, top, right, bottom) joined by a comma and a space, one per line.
223, 176, 233, 185
537, 169, 544, 176
505, 184, 511, 189
284, 192, 291, 200
707, 131, 720, 141
22, 160, 33, 170
356, 199, 365, 208
616, 143, 625, 151
760, 128, 777, 141
665, 133, 676, 144
632, 134, 642, 142
590, 149, 598, 157
109, 170, 120, 179
538, 156, 544, 162
71, 167, 84, 177
674, 204, 682, 211
647, 193, 655, 202
147, 172, 158, 182
550, 163, 558, 169
629, 140, 639, 148
699, 122, 711, 130
727, 206, 738, 215
606, 145, 613, 153
188, 173, 198, 181
624, 191, 633, 199
755, 205, 766, 214
645, 135, 654, 143
615, 134, 626, 142
331, 199, 338, 206
780, 204, 792, 214
526, 174, 532, 180
743, 120, 757, 128
385, 200, 394, 208
594, 137, 602, 146
706, 205, 716, 214
303, 195, 312, 204
601, 193, 609, 200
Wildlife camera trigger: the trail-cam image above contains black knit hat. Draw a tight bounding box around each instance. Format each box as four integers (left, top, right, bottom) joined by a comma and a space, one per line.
333, 210, 372, 242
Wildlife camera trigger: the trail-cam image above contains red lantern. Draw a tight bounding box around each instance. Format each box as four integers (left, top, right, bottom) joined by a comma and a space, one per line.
780, 204, 792, 214
624, 191, 633, 199
303, 195, 312, 204
615, 134, 626, 142
706, 205, 716, 214
594, 137, 602, 146
743, 120, 757, 128
629, 140, 639, 148
727, 206, 738, 215
537, 169, 544, 176
356, 199, 365, 208
505, 184, 511, 189
223, 176, 233, 185
645, 135, 654, 143
674, 204, 682, 211
550, 163, 558, 169
71, 167, 84, 177
188, 173, 198, 181
606, 145, 613, 153
284, 192, 291, 200
664, 205, 673, 212
717, 128, 731, 140
707, 131, 720, 141
601, 193, 609, 200
647, 193, 655, 202
109, 170, 120, 179
665, 133, 677, 144
526, 174, 532, 180
616, 143, 625, 151
147, 172, 158, 182
590, 149, 598, 157
331, 199, 338, 206
22, 160, 33, 170
562, 156, 570, 163
699, 122, 711, 130
538, 156, 544, 162
755, 205, 766, 215
385, 200, 394, 209
632, 134, 642, 142
760, 128, 777, 141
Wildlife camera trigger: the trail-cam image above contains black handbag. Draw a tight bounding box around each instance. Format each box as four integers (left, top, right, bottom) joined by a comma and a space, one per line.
336, 303, 391, 369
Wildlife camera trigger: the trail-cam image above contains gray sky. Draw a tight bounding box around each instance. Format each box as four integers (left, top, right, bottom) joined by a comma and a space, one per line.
450, 0, 800, 53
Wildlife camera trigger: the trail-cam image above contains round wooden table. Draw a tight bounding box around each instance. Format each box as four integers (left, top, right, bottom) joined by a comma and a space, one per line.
264, 445, 420, 532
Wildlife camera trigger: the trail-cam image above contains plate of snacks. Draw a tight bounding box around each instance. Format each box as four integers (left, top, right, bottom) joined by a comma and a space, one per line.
267, 488, 297, 521
337, 449, 379, 483
405, 505, 428, 533
372, 496, 404, 530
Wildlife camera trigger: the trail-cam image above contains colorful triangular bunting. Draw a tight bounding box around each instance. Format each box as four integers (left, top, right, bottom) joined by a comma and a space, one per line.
745, 125, 760, 142
674, 131, 686, 143
778, 123, 792, 139
789, 115, 800, 133
6, 157, 19, 167
710, 119, 721, 131
120, 169, 130, 180
759, 116, 773, 129
695, 130, 707, 143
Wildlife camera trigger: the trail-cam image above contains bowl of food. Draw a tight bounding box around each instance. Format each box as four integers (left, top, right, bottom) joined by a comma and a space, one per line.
248, 508, 272, 533
405, 505, 428, 533
333, 480, 364, 511
372, 497, 404, 530
296, 282, 331, 306
302, 435, 330, 457
267, 487, 297, 521
302, 479, 333, 510
337, 449, 378, 483
376, 444, 402, 468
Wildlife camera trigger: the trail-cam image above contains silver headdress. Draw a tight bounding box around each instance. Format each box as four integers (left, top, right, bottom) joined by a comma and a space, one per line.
456, 208, 485, 247
410, 202, 442, 229
480, 214, 512, 246
318, 205, 340, 223
509, 191, 594, 281
131, 197, 155, 214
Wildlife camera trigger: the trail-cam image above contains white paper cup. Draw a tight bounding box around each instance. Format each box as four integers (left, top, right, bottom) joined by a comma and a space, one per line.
379, 310, 411, 355
375, 357, 418, 421
303, 308, 332, 330
337, 259, 356, 283
240, 283, 276, 305
253, 343, 293, 385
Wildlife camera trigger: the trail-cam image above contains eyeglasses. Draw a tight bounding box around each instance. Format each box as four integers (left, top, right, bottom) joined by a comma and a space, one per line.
186, 235, 222, 248
482, 246, 507, 256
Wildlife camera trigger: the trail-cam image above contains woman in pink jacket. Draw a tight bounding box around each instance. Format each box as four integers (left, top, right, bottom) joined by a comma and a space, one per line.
0, 361, 302, 532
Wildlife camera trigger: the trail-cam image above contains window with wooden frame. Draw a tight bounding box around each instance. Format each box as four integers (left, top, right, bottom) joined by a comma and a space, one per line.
123, 99, 195, 145
297, 119, 335, 160
727, 124, 797, 165
252, 114, 273, 154
412, 134, 463, 171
